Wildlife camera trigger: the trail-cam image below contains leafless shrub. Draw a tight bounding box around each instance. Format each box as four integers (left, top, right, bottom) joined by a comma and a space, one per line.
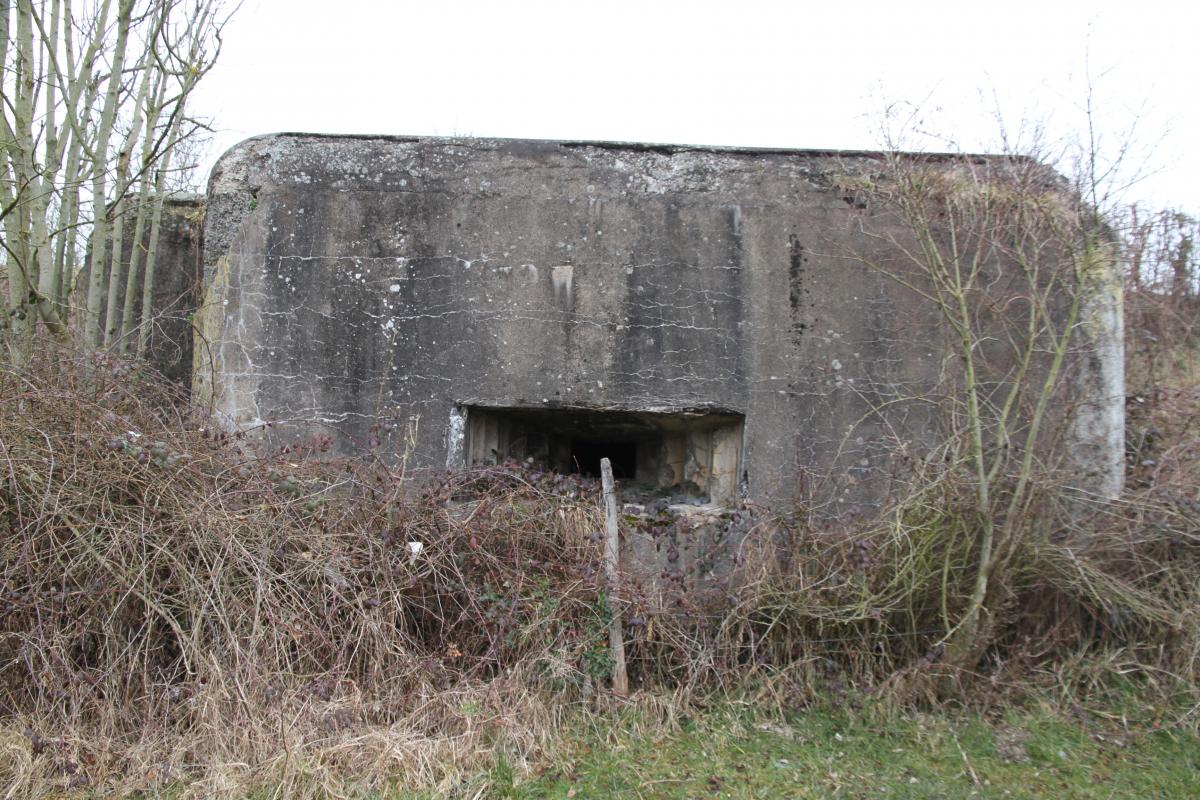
1, 339, 1199, 796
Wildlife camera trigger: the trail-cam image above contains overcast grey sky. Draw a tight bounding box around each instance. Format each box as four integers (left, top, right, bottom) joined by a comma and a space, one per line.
191, 0, 1198, 211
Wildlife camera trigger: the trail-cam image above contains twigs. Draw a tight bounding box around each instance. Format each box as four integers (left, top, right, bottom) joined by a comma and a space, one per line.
2, 1, 228, 359
0, 343, 1198, 796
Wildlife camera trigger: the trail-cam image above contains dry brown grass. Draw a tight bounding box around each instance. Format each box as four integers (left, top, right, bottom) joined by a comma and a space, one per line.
2, 333, 1200, 797
0, 347, 619, 797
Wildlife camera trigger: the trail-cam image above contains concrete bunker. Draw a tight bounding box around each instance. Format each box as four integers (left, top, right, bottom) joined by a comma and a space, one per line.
457, 405, 744, 504
188, 133, 1125, 512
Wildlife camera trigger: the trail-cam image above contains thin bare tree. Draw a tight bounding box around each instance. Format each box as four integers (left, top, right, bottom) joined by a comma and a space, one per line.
1, 0, 227, 361
841, 141, 1121, 670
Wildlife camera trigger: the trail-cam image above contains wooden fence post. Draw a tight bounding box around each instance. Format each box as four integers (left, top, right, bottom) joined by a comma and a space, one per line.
599, 457, 629, 696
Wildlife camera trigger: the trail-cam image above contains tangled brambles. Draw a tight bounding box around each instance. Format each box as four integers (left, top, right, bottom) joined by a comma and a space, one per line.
2, 344, 1199, 797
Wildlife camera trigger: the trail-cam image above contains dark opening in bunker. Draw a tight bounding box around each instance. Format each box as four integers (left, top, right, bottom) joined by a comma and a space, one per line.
570, 438, 637, 479
459, 404, 744, 504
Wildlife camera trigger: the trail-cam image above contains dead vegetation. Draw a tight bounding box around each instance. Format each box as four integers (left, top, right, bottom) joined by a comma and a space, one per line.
0, 325, 1197, 798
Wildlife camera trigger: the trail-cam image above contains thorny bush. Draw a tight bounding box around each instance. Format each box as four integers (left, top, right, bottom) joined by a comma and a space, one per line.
1, 342, 1199, 798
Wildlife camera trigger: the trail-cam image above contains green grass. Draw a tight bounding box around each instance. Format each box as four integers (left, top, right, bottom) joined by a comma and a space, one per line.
503, 703, 1200, 799
118, 698, 1200, 799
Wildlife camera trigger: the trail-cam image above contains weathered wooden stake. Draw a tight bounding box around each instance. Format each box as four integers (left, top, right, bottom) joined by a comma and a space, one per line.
599, 457, 629, 696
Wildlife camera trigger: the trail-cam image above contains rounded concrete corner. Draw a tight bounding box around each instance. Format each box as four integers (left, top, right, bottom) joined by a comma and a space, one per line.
205, 133, 285, 198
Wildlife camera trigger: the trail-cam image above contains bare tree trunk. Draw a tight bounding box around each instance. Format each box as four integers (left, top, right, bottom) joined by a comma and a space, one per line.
136, 134, 175, 358
82, 0, 133, 347
119, 75, 166, 349
1, 3, 14, 352
26, 0, 70, 341
52, 130, 85, 310
103, 57, 153, 348
119, 183, 153, 349
4, 0, 38, 360
49, 0, 103, 313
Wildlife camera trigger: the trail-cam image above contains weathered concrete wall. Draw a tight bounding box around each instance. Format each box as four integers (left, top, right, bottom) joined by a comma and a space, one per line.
147, 197, 205, 386
194, 134, 1123, 510
92, 196, 205, 387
